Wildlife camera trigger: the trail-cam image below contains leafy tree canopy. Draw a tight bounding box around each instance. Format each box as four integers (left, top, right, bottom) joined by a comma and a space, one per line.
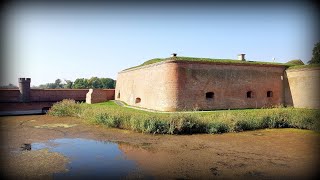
34, 77, 115, 89
308, 42, 320, 64
0, 83, 18, 89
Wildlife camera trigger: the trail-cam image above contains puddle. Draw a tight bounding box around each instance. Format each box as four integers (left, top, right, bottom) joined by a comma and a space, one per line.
252, 133, 264, 136
20, 143, 31, 151
31, 138, 151, 179
34, 124, 77, 128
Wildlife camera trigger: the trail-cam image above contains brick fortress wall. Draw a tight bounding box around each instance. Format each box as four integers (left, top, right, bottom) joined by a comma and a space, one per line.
0, 79, 115, 112
175, 61, 286, 110
115, 61, 180, 111
86, 89, 115, 104
116, 60, 287, 111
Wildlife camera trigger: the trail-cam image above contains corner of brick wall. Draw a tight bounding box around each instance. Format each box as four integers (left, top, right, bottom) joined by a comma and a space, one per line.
86, 89, 115, 104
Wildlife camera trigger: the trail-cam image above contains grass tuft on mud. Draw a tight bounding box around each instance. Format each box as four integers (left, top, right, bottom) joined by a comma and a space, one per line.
48, 99, 320, 134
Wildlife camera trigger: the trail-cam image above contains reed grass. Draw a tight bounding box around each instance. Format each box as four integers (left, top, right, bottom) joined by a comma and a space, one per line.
48, 99, 320, 134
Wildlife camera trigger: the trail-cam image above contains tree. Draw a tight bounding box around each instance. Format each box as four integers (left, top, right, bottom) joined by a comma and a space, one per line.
308, 42, 320, 64
64, 80, 73, 89
72, 78, 89, 89
100, 78, 116, 89
54, 79, 63, 88
32, 77, 115, 89
88, 77, 103, 88
0, 83, 18, 89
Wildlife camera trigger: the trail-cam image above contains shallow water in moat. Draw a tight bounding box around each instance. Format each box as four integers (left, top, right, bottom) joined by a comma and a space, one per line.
32, 138, 148, 179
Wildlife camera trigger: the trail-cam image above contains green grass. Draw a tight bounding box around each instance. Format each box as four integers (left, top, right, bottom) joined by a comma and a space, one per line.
287, 64, 320, 70
49, 99, 320, 134
122, 56, 289, 71
285, 59, 305, 65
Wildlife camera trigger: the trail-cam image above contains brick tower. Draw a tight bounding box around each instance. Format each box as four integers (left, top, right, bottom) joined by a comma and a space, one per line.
18, 78, 31, 102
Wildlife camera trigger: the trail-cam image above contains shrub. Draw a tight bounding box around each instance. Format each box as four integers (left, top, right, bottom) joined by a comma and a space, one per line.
234, 117, 264, 131
48, 99, 81, 117
206, 121, 231, 134
167, 114, 205, 134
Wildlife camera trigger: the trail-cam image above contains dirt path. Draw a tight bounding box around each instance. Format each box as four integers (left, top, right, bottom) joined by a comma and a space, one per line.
1, 115, 319, 179
113, 100, 225, 113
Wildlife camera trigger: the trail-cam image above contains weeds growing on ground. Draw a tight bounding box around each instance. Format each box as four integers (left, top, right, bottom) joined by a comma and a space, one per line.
48, 100, 320, 134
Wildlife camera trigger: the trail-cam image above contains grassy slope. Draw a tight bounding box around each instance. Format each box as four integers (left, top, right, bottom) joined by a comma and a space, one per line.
122, 56, 290, 71
287, 64, 320, 70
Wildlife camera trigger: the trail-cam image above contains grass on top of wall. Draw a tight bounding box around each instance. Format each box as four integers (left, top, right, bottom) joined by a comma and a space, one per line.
287, 64, 320, 70
48, 99, 320, 134
122, 56, 289, 71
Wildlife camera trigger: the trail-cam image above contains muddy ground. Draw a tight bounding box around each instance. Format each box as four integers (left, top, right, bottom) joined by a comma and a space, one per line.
0, 115, 319, 179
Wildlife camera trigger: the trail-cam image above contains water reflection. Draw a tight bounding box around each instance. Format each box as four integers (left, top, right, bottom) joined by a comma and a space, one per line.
32, 138, 145, 179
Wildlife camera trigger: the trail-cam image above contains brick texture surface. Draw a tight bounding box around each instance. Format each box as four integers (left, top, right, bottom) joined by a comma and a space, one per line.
116, 61, 287, 111
0, 88, 115, 111
116, 61, 179, 111
86, 89, 115, 104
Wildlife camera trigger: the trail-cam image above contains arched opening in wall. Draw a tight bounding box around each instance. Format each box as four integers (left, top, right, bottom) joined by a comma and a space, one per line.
117, 91, 120, 98
135, 98, 141, 104
206, 92, 214, 99
267, 91, 273, 97
247, 91, 253, 98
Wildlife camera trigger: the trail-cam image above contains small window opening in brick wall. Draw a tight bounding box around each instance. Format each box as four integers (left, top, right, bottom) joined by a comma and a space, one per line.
135, 97, 141, 103
117, 91, 120, 98
206, 92, 214, 99
247, 91, 253, 98
267, 91, 273, 97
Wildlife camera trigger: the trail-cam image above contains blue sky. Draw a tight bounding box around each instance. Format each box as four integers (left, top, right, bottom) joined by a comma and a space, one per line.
2, 2, 319, 86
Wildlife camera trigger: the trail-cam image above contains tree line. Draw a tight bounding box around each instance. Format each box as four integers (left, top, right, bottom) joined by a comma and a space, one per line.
33, 77, 116, 89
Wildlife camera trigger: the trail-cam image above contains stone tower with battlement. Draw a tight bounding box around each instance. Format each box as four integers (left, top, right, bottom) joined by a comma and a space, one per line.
18, 78, 31, 102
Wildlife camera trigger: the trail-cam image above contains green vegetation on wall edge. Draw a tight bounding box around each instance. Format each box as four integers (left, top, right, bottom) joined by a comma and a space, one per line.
287, 64, 320, 70
123, 56, 289, 71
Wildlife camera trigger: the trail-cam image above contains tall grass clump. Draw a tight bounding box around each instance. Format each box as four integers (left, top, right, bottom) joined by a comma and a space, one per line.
48, 100, 320, 134
235, 117, 264, 131
167, 113, 206, 134
129, 115, 168, 134
48, 99, 82, 117
205, 121, 231, 134
202, 113, 234, 133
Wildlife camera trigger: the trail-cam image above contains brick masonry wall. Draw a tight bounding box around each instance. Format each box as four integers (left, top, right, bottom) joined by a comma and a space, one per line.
175, 62, 286, 110
115, 61, 179, 111
116, 60, 287, 111
0, 88, 115, 111
0, 89, 88, 111
0, 102, 54, 111
0, 89, 20, 102
104, 89, 115, 100
30, 89, 89, 102
86, 89, 115, 104
285, 67, 320, 109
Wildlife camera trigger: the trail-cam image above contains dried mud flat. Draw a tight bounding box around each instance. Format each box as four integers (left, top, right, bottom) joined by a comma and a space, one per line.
1, 115, 319, 179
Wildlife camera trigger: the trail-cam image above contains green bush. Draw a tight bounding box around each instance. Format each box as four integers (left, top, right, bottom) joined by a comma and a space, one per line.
48, 99, 81, 117
206, 121, 231, 134
235, 118, 261, 131
167, 114, 206, 134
